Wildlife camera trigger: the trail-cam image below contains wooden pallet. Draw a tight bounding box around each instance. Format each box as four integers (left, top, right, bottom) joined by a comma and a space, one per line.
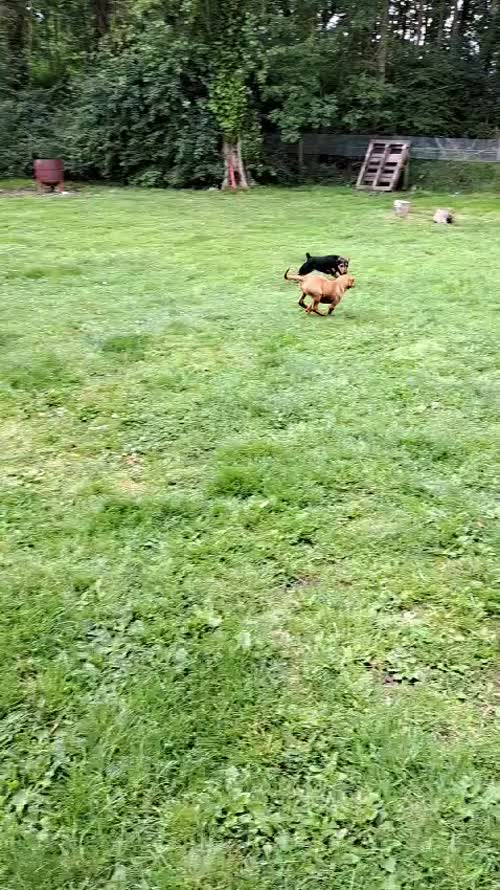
356, 140, 410, 191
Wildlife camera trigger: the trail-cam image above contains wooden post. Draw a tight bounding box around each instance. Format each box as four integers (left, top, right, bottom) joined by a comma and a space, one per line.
298, 138, 304, 172
403, 157, 410, 190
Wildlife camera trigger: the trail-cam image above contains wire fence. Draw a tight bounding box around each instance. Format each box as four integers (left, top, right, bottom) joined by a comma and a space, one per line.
270, 134, 500, 163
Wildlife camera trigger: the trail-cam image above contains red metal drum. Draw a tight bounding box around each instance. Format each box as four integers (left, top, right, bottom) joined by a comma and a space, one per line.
34, 158, 64, 190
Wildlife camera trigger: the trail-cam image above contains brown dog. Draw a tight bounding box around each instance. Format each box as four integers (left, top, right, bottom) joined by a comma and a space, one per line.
284, 270, 355, 316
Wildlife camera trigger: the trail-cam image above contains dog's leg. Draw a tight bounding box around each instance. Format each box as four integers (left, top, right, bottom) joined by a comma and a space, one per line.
298, 292, 307, 308
327, 303, 336, 315
306, 299, 325, 316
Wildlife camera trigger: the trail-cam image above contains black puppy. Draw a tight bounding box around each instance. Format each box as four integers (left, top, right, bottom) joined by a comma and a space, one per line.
298, 252, 349, 277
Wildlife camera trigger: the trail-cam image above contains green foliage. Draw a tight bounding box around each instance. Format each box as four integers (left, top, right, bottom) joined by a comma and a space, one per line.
337, 73, 398, 133
62, 22, 222, 185
1, 185, 500, 887
411, 159, 500, 193
1, 0, 500, 184
262, 38, 338, 143
208, 68, 248, 141
0, 87, 66, 177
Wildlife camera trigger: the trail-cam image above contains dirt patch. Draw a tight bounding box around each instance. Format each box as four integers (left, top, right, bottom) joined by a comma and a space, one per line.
0, 189, 80, 198
284, 574, 317, 591
0, 189, 38, 197
481, 671, 500, 720
115, 478, 147, 496
365, 658, 424, 687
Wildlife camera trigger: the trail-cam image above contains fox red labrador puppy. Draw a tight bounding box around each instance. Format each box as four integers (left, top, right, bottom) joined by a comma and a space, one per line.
284, 270, 356, 316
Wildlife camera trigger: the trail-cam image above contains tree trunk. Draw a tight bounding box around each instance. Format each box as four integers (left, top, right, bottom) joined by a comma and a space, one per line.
458, 0, 472, 37
298, 138, 304, 174
377, 0, 390, 81
436, 0, 448, 45
450, 0, 461, 46
398, 0, 408, 40
480, 0, 499, 71
221, 138, 249, 190
416, 0, 426, 45
92, 0, 112, 37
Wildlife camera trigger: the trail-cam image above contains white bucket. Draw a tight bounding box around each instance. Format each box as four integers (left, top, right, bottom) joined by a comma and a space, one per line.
394, 200, 411, 217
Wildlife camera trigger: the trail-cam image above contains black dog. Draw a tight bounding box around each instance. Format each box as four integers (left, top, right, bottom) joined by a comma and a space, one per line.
298, 252, 349, 277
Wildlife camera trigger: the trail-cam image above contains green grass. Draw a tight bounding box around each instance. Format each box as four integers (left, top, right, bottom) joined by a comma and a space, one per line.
1, 184, 499, 890
0, 178, 37, 191
410, 160, 500, 193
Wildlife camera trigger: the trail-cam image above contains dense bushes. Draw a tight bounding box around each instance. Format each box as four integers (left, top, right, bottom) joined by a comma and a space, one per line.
0, 22, 223, 186
0, 87, 67, 177
61, 26, 223, 187
1, 1, 500, 188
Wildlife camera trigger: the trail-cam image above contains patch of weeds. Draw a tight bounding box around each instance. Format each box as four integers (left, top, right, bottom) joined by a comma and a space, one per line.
88, 492, 203, 538
399, 434, 462, 464
197, 764, 387, 859
101, 332, 154, 359
257, 334, 301, 370
149, 369, 192, 392
1, 353, 79, 391
208, 461, 309, 505
0, 331, 20, 350
5, 264, 84, 281
163, 319, 192, 336
425, 518, 496, 559
208, 440, 323, 505
216, 440, 283, 464
482, 589, 500, 617
9, 266, 47, 280
208, 464, 264, 499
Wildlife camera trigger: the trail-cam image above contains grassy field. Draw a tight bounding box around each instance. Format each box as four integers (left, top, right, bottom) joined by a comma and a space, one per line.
1, 183, 499, 890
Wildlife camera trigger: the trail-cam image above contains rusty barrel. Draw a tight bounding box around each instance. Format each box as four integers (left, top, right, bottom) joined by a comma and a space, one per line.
34, 158, 64, 187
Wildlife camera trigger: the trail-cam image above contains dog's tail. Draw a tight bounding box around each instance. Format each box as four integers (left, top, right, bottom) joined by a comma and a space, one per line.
284, 268, 303, 282
306, 252, 311, 259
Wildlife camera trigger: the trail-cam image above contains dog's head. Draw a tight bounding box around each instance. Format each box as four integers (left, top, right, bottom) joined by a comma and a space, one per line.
336, 257, 349, 275
346, 275, 355, 289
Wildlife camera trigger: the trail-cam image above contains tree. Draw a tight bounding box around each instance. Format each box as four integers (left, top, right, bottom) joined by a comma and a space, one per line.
2, 0, 500, 184
179, 0, 265, 189
261, 34, 338, 143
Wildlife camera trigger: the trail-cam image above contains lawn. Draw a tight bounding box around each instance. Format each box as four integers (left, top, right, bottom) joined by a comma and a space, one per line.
0, 184, 499, 890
